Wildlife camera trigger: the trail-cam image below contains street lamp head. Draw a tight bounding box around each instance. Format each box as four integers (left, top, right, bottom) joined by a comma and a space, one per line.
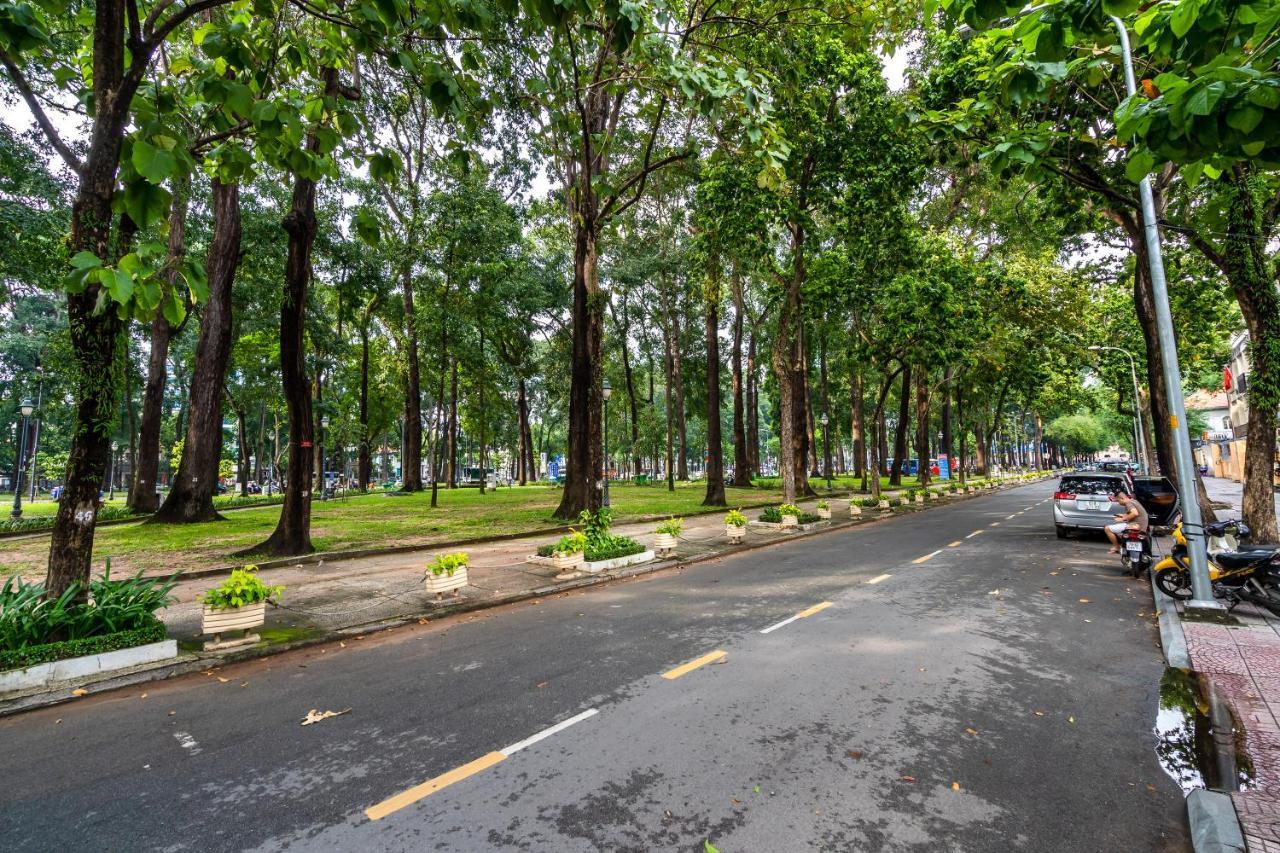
601, 379, 612, 401
19, 398, 34, 417
321, 415, 330, 428
819, 413, 829, 426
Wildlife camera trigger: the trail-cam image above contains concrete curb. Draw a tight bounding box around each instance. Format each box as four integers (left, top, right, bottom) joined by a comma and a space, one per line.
1150, 567, 1191, 669
1187, 790, 1247, 853
0, 477, 1051, 717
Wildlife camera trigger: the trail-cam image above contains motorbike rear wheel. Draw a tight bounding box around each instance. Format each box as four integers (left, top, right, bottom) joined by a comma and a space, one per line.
1155, 567, 1193, 601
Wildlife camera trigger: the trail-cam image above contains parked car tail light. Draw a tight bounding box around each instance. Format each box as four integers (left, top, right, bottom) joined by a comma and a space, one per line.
1053, 491, 1076, 500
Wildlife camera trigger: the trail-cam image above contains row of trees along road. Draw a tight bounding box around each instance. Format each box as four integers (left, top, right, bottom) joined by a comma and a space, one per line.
2, 0, 1273, 600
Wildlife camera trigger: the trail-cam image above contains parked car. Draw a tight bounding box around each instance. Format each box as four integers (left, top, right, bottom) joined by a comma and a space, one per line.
1053, 472, 1179, 538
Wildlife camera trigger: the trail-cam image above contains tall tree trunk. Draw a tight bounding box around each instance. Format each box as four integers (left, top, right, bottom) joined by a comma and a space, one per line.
914, 369, 930, 488
851, 368, 866, 481
129, 186, 186, 512
152, 179, 241, 524
447, 359, 458, 488
517, 378, 533, 485
889, 367, 911, 487
669, 288, 689, 481
974, 422, 988, 476
1221, 166, 1280, 541
401, 268, 423, 492
730, 271, 750, 487
747, 326, 759, 478
703, 288, 725, 506
552, 205, 604, 518
868, 368, 900, 500
246, 67, 341, 556
664, 314, 675, 492
774, 222, 812, 504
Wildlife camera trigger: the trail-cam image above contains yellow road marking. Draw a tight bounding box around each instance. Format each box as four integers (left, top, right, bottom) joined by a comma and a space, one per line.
966, 530, 983, 538
867, 573, 892, 585
662, 650, 728, 680
796, 601, 833, 618
948, 540, 962, 547
913, 550, 942, 564
366, 751, 506, 821
990, 522, 1000, 527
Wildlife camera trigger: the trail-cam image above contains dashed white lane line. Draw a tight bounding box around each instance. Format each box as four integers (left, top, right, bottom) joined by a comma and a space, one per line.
866, 573, 892, 585
760, 601, 833, 634
500, 708, 598, 756
948, 540, 962, 547
966, 530, 983, 538
990, 522, 1001, 527
912, 550, 942, 564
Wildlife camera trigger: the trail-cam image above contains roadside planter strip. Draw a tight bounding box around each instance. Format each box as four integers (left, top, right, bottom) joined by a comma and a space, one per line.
0, 639, 178, 695
581, 550, 655, 574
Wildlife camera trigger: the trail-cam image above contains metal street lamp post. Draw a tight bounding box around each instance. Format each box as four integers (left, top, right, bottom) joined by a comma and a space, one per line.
10, 398, 33, 518
602, 380, 612, 508
1088, 345, 1148, 474
108, 442, 118, 502
320, 415, 329, 501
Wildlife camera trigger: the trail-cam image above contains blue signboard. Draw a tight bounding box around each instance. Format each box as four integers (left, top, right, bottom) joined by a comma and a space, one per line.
938, 454, 951, 480
548, 458, 561, 481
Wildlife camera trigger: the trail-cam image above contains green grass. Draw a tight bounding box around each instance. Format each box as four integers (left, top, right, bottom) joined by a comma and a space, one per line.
3, 481, 801, 578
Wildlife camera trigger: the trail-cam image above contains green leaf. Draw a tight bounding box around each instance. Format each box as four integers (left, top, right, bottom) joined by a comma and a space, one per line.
121, 180, 172, 227
161, 291, 187, 326
1125, 149, 1156, 183
131, 139, 176, 182
1101, 0, 1139, 15
70, 251, 102, 271
1226, 104, 1264, 134
1184, 81, 1225, 116
1170, 0, 1201, 37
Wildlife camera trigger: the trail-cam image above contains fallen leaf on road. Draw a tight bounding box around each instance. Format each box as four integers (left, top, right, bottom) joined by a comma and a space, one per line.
731, 798, 741, 805
1078, 598, 1091, 604
536, 681, 549, 689
340, 642, 346, 648
753, 785, 761, 794
71, 688, 88, 696
952, 782, 961, 791
918, 667, 926, 672
54, 719, 61, 724
140, 693, 148, 699
1033, 710, 1046, 717
1068, 716, 1076, 724
901, 775, 916, 783
965, 727, 980, 737
168, 710, 176, 716
301, 708, 352, 726
217, 677, 230, 683
847, 750, 863, 760
988, 589, 1000, 596
240, 682, 248, 688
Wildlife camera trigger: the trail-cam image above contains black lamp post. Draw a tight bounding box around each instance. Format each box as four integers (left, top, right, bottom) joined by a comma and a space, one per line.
108, 441, 118, 502
320, 415, 329, 500
602, 379, 612, 508
10, 397, 33, 518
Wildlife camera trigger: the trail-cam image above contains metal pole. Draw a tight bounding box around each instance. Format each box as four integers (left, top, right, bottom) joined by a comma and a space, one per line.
28, 379, 42, 503
603, 397, 610, 507
1128, 356, 1148, 473
11, 413, 28, 518
1111, 16, 1219, 610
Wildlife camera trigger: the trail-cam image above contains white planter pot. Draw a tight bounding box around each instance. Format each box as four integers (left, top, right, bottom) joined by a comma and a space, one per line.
725, 524, 745, 542
877, 500, 890, 510
550, 552, 584, 572
849, 504, 862, 517
653, 532, 678, 550
425, 564, 468, 598
816, 508, 831, 520
202, 601, 265, 651
915, 495, 924, 504
780, 514, 799, 528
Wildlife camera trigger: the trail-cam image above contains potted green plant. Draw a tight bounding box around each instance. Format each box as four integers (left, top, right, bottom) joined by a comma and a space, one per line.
199, 566, 283, 651
815, 499, 831, 520
877, 496, 891, 510
913, 489, 924, 504
425, 552, 469, 599
545, 531, 587, 571
724, 509, 747, 542
849, 498, 863, 517
653, 517, 683, 552
778, 503, 802, 528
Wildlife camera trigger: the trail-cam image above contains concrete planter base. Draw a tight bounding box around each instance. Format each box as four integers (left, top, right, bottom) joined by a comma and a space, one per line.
726, 524, 745, 542
581, 550, 655, 574
849, 504, 862, 517
526, 553, 584, 573
202, 602, 266, 651
815, 508, 831, 519
0, 639, 178, 696
652, 533, 678, 551
425, 565, 468, 599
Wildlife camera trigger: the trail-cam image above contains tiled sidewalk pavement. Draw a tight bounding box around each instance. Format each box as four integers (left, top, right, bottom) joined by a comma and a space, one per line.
1184, 608, 1280, 849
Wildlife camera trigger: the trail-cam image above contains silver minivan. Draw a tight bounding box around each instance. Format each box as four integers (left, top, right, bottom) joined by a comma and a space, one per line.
1053, 473, 1130, 538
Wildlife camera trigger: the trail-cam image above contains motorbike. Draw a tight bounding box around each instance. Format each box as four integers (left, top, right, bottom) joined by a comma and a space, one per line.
1153, 520, 1280, 614
1118, 525, 1153, 579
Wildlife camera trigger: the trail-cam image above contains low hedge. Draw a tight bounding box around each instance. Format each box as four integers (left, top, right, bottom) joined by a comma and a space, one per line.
585, 537, 645, 562
0, 619, 167, 672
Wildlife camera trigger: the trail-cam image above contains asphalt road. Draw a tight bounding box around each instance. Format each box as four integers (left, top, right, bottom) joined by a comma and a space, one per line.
1, 482, 1190, 852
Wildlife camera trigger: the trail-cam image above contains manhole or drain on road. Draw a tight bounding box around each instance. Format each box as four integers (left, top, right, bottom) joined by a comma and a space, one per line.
1155, 667, 1255, 793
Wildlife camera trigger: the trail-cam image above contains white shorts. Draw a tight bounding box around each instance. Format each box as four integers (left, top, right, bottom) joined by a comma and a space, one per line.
1107, 522, 1130, 535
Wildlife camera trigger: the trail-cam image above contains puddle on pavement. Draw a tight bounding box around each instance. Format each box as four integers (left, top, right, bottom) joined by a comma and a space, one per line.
258, 625, 326, 645
1155, 667, 1254, 793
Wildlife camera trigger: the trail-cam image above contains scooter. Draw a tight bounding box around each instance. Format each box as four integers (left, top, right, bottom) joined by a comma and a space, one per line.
1153, 520, 1280, 613
1118, 525, 1153, 579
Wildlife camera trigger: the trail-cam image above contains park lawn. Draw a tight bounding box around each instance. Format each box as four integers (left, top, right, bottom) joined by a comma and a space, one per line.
2, 481, 791, 579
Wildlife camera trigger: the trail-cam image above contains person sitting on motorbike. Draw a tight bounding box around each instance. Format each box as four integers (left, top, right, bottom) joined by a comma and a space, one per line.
1106, 491, 1149, 554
